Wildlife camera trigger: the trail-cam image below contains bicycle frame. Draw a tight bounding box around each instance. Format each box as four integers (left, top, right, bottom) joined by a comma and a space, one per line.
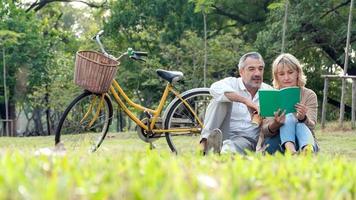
107, 79, 203, 135
87, 30, 204, 136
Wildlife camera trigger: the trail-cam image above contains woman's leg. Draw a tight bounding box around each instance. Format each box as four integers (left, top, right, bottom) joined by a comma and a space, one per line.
279, 113, 298, 153
295, 123, 316, 152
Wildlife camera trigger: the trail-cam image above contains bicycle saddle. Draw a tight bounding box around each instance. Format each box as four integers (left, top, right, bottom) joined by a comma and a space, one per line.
156, 69, 184, 84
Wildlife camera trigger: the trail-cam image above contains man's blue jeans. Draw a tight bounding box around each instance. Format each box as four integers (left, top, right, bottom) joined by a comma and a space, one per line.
265, 113, 318, 154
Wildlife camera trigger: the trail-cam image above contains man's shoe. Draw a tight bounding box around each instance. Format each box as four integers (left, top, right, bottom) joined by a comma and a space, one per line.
206, 128, 223, 154
199, 138, 208, 156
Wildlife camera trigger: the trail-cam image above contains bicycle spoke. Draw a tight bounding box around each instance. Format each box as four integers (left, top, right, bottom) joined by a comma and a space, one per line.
55, 92, 112, 152
165, 89, 212, 153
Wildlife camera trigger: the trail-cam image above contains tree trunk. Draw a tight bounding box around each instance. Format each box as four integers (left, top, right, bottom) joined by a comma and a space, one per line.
203, 12, 207, 87
8, 103, 17, 136
33, 108, 44, 135
116, 108, 124, 132
45, 91, 51, 135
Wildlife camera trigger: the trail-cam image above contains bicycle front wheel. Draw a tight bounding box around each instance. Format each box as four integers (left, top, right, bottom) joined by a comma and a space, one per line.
55, 91, 113, 152
164, 88, 212, 154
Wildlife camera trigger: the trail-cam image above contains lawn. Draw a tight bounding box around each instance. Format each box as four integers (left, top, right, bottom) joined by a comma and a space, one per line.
0, 122, 355, 199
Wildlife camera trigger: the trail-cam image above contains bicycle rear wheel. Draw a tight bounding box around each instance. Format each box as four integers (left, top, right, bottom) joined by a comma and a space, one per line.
164, 88, 212, 154
55, 91, 113, 152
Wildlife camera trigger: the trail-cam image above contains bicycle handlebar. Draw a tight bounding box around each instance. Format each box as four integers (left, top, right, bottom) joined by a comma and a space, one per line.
134, 51, 148, 57
91, 30, 104, 40
92, 30, 148, 62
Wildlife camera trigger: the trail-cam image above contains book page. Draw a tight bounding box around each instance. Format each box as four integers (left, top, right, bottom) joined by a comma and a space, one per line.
280, 87, 301, 114
258, 89, 279, 117
258, 87, 300, 117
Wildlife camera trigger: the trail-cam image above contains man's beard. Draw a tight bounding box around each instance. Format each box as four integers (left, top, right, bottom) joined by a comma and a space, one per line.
245, 76, 262, 89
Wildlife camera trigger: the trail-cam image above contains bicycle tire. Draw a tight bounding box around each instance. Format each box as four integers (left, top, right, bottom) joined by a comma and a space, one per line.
164, 88, 212, 154
55, 91, 113, 152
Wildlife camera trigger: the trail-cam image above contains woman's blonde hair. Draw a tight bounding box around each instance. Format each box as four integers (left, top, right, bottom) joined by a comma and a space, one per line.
272, 53, 307, 89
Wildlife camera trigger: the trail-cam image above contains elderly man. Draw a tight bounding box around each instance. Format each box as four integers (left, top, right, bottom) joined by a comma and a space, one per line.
200, 52, 272, 155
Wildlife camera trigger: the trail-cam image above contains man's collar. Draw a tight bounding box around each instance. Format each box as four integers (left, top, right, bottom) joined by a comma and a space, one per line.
237, 77, 248, 91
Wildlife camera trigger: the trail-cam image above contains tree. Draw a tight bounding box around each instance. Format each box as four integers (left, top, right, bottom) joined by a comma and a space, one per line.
23, 0, 107, 12
0, 0, 46, 135
190, 0, 215, 87
255, 0, 355, 118
1, 1, 86, 135
0, 30, 23, 135
26, 2, 101, 135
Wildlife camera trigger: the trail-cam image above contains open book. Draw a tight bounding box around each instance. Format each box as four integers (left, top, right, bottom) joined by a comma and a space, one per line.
258, 87, 301, 117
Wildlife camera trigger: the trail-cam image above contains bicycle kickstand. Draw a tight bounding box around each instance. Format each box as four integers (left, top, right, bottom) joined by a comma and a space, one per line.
149, 142, 156, 150
144, 110, 156, 150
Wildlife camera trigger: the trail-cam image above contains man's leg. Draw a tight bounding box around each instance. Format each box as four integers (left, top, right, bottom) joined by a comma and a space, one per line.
264, 135, 282, 155
200, 100, 232, 153
221, 136, 255, 155
201, 100, 232, 139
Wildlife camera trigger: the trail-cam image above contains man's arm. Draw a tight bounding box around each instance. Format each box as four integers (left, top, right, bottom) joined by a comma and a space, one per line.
210, 77, 236, 102
224, 92, 258, 113
210, 77, 259, 113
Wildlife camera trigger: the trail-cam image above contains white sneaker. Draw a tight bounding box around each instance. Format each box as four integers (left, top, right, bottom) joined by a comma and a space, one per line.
206, 128, 223, 154
221, 139, 234, 154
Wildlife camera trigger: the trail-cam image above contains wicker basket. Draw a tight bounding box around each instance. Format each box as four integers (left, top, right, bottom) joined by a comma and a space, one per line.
74, 51, 119, 94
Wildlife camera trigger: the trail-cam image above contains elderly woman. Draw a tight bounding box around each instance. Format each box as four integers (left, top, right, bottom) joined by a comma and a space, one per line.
260, 53, 318, 154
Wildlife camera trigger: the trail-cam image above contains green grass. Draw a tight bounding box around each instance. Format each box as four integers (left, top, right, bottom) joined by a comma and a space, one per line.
0, 122, 355, 199
315, 122, 356, 158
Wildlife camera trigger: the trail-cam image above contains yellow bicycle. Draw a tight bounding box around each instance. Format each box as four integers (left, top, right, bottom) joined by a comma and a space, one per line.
54, 30, 212, 153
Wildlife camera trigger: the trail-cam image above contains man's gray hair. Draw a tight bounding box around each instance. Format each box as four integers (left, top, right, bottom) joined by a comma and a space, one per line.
237, 52, 265, 69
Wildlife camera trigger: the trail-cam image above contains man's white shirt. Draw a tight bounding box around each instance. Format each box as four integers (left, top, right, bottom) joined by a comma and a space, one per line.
210, 77, 273, 140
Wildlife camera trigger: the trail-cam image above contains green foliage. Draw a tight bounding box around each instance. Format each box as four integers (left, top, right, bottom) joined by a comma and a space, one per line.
1, 0, 354, 134
255, 0, 356, 114
0, 30, 24, 103
106, 0, 204, 44
267, 2, 286, 10
190, 0, 215, 13
0, 125, 355, 199
0, 30, 23, 47
0, 1, 79, 103
160, 31, 246, 87
0, 1, 91, 134
28, 52, 81, 112
103, 0, 255, 106
0, 1, 43, 102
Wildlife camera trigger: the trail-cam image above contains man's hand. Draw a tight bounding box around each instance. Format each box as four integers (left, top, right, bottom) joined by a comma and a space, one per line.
295, 103, 307, 121
244, 99, 259, 114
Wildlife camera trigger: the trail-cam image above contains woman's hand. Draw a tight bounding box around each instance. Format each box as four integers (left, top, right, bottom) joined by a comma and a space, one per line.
268, 109, 286, 133
273, 109, 286, 124
295, 103, 307, 121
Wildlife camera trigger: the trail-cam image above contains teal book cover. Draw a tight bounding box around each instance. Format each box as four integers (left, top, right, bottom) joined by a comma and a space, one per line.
258, 87, 301, 117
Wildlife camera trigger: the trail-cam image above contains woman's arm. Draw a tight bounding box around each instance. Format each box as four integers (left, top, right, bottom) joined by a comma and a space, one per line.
302, 89, 318, 130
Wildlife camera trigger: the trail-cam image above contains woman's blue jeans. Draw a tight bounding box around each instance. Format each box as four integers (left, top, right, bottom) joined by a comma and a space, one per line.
265, 113, 318, 154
